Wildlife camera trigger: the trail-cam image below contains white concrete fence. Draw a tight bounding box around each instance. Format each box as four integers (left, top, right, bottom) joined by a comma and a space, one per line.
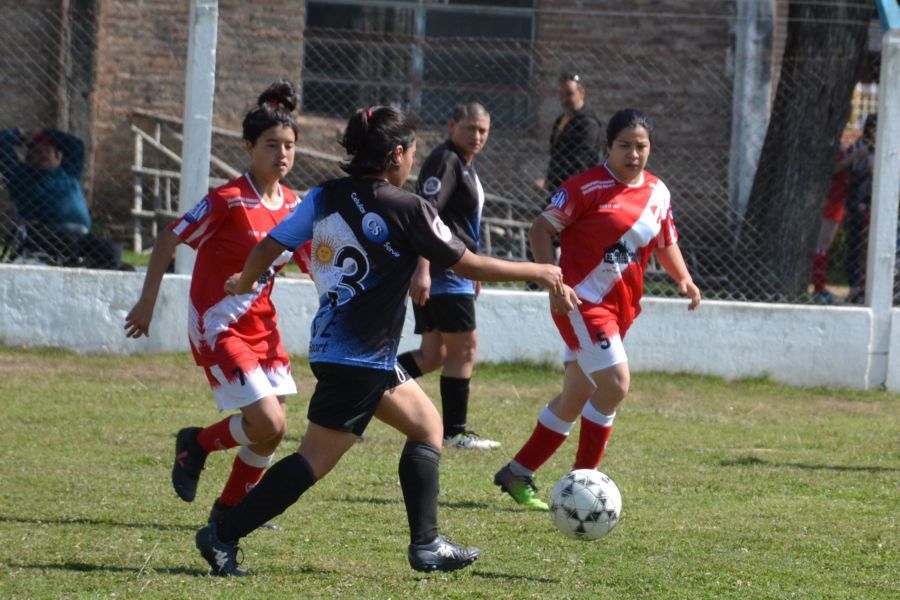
2, 264, 898, 391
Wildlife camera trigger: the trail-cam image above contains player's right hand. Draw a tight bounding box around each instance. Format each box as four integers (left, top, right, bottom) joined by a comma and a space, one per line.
124, 299, 153, 338
533, 263, 564, 296
409, 268, 431, 306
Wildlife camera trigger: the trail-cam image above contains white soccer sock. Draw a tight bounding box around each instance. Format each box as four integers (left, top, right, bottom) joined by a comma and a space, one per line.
581, 402, 616, 426
228, 413, 253, 446
538, 404, 576, 435
237, 445, 274, 468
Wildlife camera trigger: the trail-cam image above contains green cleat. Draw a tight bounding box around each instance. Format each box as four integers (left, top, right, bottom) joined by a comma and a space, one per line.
493, 464, 549, 510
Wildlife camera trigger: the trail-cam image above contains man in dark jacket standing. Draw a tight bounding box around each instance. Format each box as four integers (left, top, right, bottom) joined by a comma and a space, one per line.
534, 73, 603, 194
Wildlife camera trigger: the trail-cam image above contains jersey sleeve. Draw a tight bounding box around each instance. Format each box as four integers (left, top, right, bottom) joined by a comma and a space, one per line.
655, 182, 679, 248
405, 195, 467, 268
539, 179, 587, 232
416, 149, 459, 212
170, 193, 228, 249
268, 186, 320, 251
292, 241, 312, 274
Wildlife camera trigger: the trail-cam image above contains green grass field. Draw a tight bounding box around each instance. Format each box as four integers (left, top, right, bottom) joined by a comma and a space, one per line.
0, 346, 897, 599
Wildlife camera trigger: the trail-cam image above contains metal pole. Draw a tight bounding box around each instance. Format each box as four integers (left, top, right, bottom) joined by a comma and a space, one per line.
175, 0, 218, 274
865, 28, 900, 388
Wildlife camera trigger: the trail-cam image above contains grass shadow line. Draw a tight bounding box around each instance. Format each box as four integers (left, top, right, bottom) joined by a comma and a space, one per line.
472, 570, 559, 584
719, 455, 900, 472
0, 515, 195, 531
5, 561, 204, 576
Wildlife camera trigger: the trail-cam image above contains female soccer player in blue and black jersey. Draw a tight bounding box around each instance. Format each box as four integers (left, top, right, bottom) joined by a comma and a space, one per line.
194, 106, 564, 576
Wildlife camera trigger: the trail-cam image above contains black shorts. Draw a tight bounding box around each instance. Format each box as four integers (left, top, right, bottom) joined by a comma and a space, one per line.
307, 362, 409, 436
412, 294, 476, 334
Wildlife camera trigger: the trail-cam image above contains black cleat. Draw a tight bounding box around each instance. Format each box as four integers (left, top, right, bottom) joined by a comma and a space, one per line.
408, 535, 480, 573
172, 427, 208, 502
195, 523, 248, 577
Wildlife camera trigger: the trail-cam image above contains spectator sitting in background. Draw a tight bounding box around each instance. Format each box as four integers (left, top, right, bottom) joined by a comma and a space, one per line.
843, 113, 877, 304
0, 127, 123, 269
533, 73, 603, 195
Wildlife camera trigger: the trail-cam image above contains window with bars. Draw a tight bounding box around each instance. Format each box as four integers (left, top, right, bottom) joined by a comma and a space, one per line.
301, 0, 535, 128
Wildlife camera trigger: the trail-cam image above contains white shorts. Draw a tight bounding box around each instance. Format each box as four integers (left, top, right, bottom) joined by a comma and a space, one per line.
562, 330, 628, 378
206, 363, 297, 411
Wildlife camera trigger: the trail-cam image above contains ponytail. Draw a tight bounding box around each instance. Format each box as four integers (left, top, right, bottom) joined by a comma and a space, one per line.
242, 79, 300, 144
340, 106, 416, 177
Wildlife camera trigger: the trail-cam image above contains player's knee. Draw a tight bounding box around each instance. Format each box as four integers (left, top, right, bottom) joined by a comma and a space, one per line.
420, 346, 447, 372
248, 410, 286, 443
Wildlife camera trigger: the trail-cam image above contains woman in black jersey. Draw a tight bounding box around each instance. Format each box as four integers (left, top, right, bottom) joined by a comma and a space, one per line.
194, 106, 564, 576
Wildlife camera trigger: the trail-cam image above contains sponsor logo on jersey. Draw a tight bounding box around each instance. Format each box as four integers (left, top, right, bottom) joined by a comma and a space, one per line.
422, 176, 442, 197
432, 215, 453, 242
603, 241, 636, 265
550, 188, 568, 210
350, 192, 366, 214
361, 212, 389, 243
184, 197, 210, 223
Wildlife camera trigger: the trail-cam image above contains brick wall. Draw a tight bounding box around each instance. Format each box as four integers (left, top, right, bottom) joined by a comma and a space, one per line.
534, 0, 737, 238
91, 0, 305, 228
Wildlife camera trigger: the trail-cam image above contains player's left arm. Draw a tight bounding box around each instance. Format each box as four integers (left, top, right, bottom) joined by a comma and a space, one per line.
654, 243, 701, 311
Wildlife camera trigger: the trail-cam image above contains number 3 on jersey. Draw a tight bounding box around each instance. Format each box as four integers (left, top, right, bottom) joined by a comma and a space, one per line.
326, 245, 370, 307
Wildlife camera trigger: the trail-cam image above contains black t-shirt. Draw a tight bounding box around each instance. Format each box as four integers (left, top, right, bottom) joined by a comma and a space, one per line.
416, 140, 484, 294
269, 176, 466, 370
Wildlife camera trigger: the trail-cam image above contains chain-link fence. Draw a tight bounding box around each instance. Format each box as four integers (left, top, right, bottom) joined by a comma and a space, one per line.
2, 2, 895, 306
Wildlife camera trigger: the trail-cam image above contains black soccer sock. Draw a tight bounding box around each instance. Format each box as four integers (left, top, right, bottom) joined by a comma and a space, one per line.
398, 441, 440, 545
396, 351, 423, 379
440, 375, 470, 438
217, 453, 317, 543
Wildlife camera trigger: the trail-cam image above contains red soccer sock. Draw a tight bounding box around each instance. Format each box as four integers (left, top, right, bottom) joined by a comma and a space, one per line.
196, 416, 239, 453
812, 248, 828, 293
513, 422, 569, 472
573, 417, 613, 470
217, 449, 271, 507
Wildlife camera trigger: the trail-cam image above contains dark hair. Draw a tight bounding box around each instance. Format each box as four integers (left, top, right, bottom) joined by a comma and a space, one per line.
339, 106, 417, 177
242, 79, 299, 144
450, 102, 490, 123
606, 108, 653, 147
559, 72, 585, 90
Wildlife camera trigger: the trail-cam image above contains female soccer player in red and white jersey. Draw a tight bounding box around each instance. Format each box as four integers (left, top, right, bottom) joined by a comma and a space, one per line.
124, 80, 308, 524
494, 108, 702, 509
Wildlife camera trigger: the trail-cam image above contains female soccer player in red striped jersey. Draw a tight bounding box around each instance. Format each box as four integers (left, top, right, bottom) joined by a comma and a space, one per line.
494, 108, 702, 509
124, 80, 309, 524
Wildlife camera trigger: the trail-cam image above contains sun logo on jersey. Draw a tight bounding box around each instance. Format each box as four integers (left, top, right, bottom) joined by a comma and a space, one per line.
315, 240, 334, 264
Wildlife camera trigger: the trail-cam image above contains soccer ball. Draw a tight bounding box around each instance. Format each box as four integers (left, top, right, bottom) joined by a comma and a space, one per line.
549, 469, 622, 541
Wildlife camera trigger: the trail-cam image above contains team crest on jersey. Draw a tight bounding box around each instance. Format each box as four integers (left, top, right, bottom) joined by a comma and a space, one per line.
432, 215, 452, 242
184, 197, 210, 223
550, 188, 568, 210
422, 176, 442, 197
361, 212, 389, 243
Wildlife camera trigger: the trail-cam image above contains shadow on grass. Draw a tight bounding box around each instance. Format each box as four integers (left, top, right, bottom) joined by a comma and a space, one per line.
331, 496, 489, 510
5, 561, 205, 576
472, 570, 559, 584
0, 515, 195, 531
719, 455, 900, 472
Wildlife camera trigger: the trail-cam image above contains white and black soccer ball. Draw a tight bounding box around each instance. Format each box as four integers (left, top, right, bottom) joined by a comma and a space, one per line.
549, 469, 622, 541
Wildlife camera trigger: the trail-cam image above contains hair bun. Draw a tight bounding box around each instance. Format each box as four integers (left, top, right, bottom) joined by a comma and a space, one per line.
257, 79, 298, 112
